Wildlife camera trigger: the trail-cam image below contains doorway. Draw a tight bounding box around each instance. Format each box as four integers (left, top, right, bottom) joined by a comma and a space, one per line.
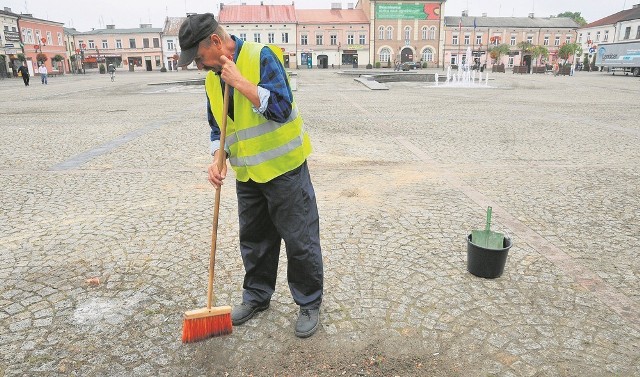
401, 47, 414, 63
317, 55, 328, 69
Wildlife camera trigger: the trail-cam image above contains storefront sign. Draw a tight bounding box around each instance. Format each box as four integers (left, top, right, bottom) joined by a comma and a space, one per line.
4, 30, 21, 42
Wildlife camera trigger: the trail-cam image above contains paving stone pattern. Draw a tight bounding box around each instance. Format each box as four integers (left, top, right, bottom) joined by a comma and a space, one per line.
0, 70, 639, 376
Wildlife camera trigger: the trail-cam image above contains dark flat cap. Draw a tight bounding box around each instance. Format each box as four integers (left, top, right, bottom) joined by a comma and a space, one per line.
178, 13, 218, 66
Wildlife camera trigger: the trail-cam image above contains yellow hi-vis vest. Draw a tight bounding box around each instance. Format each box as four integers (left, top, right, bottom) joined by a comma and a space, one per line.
205, 42, 312, 183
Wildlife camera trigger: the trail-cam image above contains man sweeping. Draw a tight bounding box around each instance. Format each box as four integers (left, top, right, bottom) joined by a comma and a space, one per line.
178, 13, 324, 338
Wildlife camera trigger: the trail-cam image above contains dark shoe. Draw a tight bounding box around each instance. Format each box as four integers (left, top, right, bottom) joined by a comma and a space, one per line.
231, 302, 269, 326
295, 308, 320, 338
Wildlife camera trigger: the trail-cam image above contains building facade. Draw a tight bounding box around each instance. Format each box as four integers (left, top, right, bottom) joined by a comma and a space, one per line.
162, 17, 189, 71
443, 13, 579, 69
296, 5, 370, 68
76, 24, 163, 71
218, 4, 298, 68
579, 5, 640, 68
1, 8, 20, 77
357, 0, 446, 67
17, 13, 68, 74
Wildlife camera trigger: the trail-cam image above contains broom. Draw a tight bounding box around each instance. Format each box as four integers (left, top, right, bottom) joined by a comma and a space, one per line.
182, 84, 233, 343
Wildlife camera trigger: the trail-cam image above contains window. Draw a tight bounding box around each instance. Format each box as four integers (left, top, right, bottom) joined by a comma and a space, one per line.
155, 56, 161, 67
281, 32, 288, 43
330, 34, 337, 45
450, 55, 458, 65
77, 39, 83, 49
429, 27, 436, 40
422, 47, 434, 62
510, 35, 516, 46
527, 35, 533, 44
57, 32, 62, 46
554, 36, 560, 46
347, 33, 354, 44
636, 26, 640, 39
268, 33, 274, 43
46, 31, 52, 45
379, 26, 385, 40
143, 38, 150, 48
153, 38, 160, 48
465, 34, 471, 45
240, 33, 247, 41
301, 34, 308, 45
404, 26, 411, 41
167, 39, 174, 50
254, 33, 260, 43
88, 40, 95, 49
116, 39, 122, 48
476, 34, 483, 45
422, 26, 428, 40
452, 35, 458, 45
624, 27, 631, 39
578, 33, 582, 43
596, 31, 600, 42
129, 38, 136, 48
507, 56, 514, 68
316, 33, 323, 45
102, 40, 108, 49
35, 30, 41, 42
543, 36, 549, 46
386, 26, 393, 40
566, 36, 572, 43
604, 31, 609, 42
359, 34, 366, 44
379, 47, 391, 63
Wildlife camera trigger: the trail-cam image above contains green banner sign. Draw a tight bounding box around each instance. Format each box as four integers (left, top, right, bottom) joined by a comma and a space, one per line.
376, 4, 426, 20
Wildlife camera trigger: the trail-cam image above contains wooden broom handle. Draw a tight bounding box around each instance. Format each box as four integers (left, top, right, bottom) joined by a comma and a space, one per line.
207, 84, 230, 309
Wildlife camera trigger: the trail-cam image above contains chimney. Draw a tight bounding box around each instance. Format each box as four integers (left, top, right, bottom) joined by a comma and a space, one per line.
260, 1, 263, 5
331, 2, 342, 9
3, 7, 11, 12
462, 10, 469, 17
482, 13, 487, 17
220, 3, 224, 10
528, 13, 535, 18
106, 24, 115, 29
140, 23, 152, 28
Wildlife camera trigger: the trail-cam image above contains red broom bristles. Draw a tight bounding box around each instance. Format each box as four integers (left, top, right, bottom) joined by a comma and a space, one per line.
182, 312, 232, 343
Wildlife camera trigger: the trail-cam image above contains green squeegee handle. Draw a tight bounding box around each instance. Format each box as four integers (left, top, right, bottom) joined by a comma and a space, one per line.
485, 206, 493, 232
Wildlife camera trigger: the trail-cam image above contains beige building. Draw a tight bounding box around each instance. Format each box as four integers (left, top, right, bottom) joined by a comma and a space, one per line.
443, 13, 579, 70
76, 24, 163, 71
357, 0, 446, 67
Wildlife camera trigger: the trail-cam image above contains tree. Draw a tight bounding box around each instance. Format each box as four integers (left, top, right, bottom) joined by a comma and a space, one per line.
17, 53, 26, 62
557, 11, 587, 26
36, 53, 48, 64
531, 45, 549, 69
558, 42, 582, 65
489, 44, 511, 66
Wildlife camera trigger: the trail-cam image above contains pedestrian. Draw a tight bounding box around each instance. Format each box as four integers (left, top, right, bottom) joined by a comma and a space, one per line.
17, 62, 30, 86
177, 13, 324, 338
38, 64, 48, 84
553, 62, 559, 77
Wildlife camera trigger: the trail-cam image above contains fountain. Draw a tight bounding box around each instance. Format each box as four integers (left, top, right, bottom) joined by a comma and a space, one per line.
437, 47, 491, 88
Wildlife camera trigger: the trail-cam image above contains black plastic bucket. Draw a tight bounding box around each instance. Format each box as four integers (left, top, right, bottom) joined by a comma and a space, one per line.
467, 234, 512, 278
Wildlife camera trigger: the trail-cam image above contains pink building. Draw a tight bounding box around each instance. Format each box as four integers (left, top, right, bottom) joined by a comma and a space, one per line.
296, 5, 370, 68
18, 14, 68, 74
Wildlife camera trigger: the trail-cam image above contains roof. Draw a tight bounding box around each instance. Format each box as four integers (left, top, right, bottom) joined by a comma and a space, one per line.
445, 16, 579, 29
164, 17, 187, 35
584, 6, 640, 28
218, 5, 296, 23
77, 27, 163, 35
296, 9, 369, 24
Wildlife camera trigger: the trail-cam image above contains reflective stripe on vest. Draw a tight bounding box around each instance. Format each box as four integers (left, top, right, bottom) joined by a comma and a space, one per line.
205, 41, 311, 183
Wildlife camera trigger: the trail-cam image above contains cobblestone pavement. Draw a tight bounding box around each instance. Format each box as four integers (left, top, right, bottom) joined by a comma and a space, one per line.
1, 69, 639, 376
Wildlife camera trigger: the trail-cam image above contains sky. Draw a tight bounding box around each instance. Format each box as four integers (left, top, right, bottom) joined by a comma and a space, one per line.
1, 0, 631, 32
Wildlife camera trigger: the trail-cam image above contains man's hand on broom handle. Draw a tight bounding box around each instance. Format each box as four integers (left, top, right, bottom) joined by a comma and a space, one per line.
208, 149, 227, 189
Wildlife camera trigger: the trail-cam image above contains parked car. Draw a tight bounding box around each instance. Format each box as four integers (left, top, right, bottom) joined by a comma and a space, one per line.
401, 62, 421, 71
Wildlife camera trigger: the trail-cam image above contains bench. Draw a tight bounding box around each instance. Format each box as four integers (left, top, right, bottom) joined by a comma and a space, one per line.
49, 70, 62, 77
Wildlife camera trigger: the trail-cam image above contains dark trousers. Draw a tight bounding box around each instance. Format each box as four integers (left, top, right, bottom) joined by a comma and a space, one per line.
236, 161, 323, 309
22, 75, 29, 86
